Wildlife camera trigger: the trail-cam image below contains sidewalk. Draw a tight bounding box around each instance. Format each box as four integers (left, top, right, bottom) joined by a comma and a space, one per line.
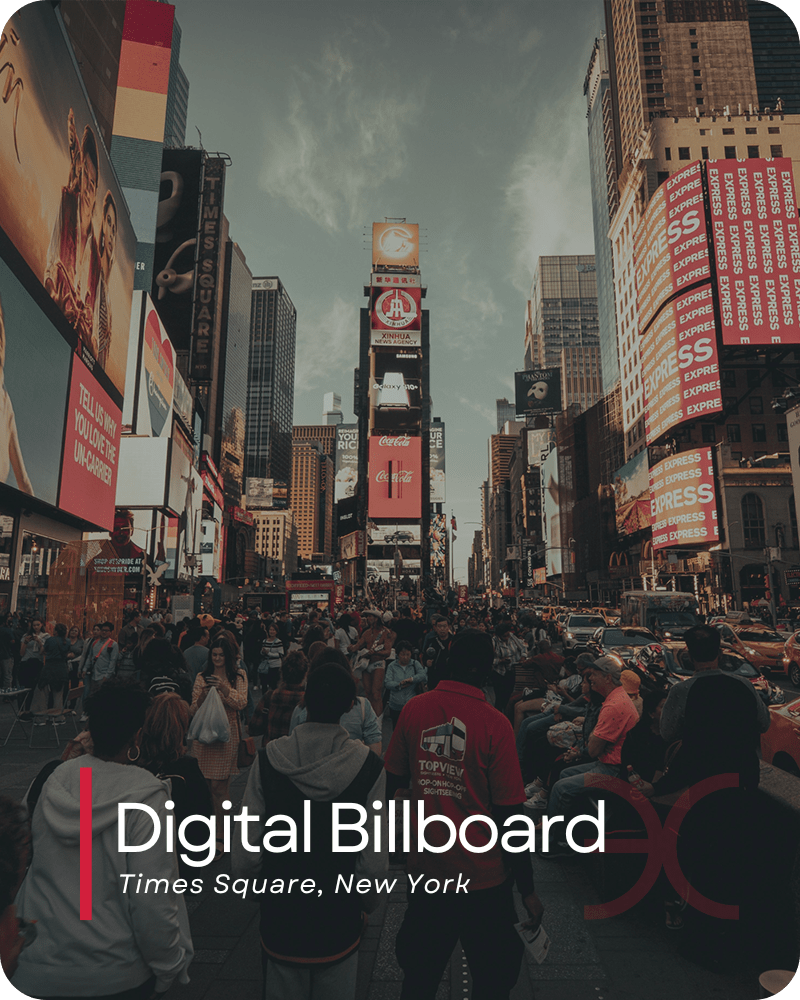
0, 700, 779, 999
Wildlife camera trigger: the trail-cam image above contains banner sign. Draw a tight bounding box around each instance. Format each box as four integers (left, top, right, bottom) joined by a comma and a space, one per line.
641, 284, 722, 444
372, 273, 422, 288
141, 299, 175, 438
334, 424, 358, 503
429, 423, 446, 503
634, 161, 710, 334
372, 222, 419, 268
339, 530, 366, 561
430, 513, 446, 572
246, 477, 273, 510
515, 368, 562, 417
527, 428, 556, 467
190, 157, 226, 381
368, 434, 422, 519
707, 157, 800, 346
649, 447, 718, 550
614, 450, 651, 536
540, 448, 561, 576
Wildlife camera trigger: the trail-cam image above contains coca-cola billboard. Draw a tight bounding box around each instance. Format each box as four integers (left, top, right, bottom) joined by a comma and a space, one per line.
368, 435, 422, 519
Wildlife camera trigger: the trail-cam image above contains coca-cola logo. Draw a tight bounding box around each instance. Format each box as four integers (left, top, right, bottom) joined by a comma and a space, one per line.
378, 435, 410, 447
376, 470, 415, 482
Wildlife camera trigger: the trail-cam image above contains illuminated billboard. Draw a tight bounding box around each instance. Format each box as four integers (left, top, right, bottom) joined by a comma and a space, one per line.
334, 424, 358, 502
641, 285, 722, 445
372, 223, 419, 268
540, 448, 561, 576
0, 3, 136, 404
370, 351, 421, 431
515, 369, 562, 417
190, 157, 226, 382
613, 451, 651, 536
430, 513, 446, 572
706, 157, 800, 346
370, 286, 421, 349
429, 423, 446, 503
527, 428, 555, 467
634, 161, 711, 334
368, 434, 422, 519
246, 477, 273, 510
649, 447, 719, 550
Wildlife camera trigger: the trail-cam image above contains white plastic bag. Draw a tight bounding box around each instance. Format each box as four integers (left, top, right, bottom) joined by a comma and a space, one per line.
187, 685, 230, 744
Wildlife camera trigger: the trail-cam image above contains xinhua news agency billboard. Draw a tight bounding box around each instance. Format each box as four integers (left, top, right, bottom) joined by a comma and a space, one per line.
649, 447, 719, 551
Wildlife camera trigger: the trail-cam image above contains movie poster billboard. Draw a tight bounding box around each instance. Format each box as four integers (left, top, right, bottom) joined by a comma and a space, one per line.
515, 368, 562, 417
613, 451, 651, 536
650, 447, 718, 550
641, 285, 722, 445
633, 161, 711, 334
0, 257, 71, 505
0, 3, 136, 405
372, 222, 419, 268
429, 423, 446, 503
706, 157, 800, 346
368, 434, 422, 519
334, 424, 358, 502
540, 448, 561, 577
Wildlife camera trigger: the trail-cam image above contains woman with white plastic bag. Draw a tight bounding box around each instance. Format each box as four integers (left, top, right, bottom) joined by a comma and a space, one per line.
190, 637, 247, 861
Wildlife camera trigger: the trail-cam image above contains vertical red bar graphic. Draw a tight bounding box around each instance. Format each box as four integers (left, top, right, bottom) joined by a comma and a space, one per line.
80, 766, 92, 920
388, 460, 393, 498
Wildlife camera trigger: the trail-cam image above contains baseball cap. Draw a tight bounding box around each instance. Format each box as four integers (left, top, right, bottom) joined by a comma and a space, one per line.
591, 656, 622, 680
620, 669, 641, 694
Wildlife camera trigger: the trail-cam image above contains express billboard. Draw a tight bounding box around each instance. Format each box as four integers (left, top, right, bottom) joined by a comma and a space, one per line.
0, 3, 136, 406
515, 369, 562, 417
540, 447, 561, 576
641, 284, 722, 445
334, 424, 358, 502
613, 450, 651, 536
372, 223, 419, 268
649, 447, 719, 550
706, 157, 800, 346
429, 423, 446, 503
634, 161, 711, 334
368, 434, 422, 519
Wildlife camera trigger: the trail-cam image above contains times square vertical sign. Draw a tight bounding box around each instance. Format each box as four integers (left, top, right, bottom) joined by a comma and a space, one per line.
191, 158, 226, 382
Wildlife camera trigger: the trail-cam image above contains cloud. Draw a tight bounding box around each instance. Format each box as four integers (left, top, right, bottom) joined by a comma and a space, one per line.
458, 395, 496, 428
259, 41, 423, 232
503, 92, 595, 294
294, 295, 360, 390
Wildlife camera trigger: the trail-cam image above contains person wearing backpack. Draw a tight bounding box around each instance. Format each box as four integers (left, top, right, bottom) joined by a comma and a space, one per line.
384, 640, 427, 728
232, 663, 387, 1000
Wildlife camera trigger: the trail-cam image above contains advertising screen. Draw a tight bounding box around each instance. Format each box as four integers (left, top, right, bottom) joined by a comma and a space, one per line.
788, 407, 800, 540
166, 425, 195, 517
515, 369, 562, 417
372, 223, 419, 268
368, 522, 421, 546
140, 297, 175, 438
430, 513, 446, 572
190, 157, 226, 382
368, 434, 422, 519
527, 427, 555, 467
650, 447, 719, 550
0, 257, 71, 505
0, 4, 136, 405
429, 423, 446, 503
59, 356, 122, 530
540, 448, 561, 576
614, 450, 651, 536
634, 161, 711, 334
245, 477, 273, 510
370, 351, 421, 431
641, 284, 722, 444
334, 424, 358, 502
706, 157, 800, 346
370, 287, 421, 348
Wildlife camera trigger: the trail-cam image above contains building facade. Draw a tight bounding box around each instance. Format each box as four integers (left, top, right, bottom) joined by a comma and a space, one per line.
252, 510, 298, 581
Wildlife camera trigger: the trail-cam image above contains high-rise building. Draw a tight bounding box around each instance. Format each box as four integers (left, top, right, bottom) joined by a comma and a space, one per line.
525, 256, 600, 412
252, 510, 298, 580
246, 277, 296, 487
323, 392, 344, 425
290, 440, 334, 561
292, 425, 337, 460
496, 398, 517, 432
163, 15, 189, 147
584, 35, 620, 389
561, 345, 602, 411
747, 1, 800, 117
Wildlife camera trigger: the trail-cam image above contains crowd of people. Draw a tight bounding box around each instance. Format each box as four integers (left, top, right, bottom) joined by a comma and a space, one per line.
0, 597, 776, 999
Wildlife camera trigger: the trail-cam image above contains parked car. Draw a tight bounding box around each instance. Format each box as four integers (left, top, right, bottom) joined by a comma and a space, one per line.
663, 645, 785, 705
714, 622, 787, 675
781, 631, 800, 687
761, 697, 800, 776
562, 613, 608, 650
589, 626, 659, 660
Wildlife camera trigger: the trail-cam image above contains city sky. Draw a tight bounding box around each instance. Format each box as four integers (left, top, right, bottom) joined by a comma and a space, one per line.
176, 1, 604, 581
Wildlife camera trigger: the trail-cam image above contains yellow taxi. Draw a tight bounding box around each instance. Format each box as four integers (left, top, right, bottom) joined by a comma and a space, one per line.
761, 697, 800, 776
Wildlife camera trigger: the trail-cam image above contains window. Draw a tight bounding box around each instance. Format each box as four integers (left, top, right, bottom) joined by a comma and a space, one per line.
723, 397, 739, 415
721, 370, 737, 388
727, 424, 741, 442
724, 145, 736, 158
771, 145, 784, 157
695, 97, 703, 104
689, 27, 696, 34
747, 369, 762, 387
748, 145, 759, 158
665, 147, 672, 160
701, 146, 709, 159
745, 128, 757, 135
742, 494, 766, 548
694, 69, 702, 76
646, 83, 664, 93
768, 127, 781, 134
645, 69, 662, 78
699, 128, 707, 135
723, 128, 735, 135
750, 397, 764, 414
678, 147, 690, 159
701, 424, 716, 443
692, 55, 700, 63
752, 424, 766, 442
657, 170, 669, 187
695, 84, 703, 92
648, 97, 665, 106
690, 41, 698, 48
731, 451, 742, 462
778, 424, 789, 442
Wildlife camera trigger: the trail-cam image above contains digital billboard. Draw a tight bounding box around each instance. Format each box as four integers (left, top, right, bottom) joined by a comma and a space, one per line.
370, 287, 421, 348
634, 161, 711, 334
706, 157, 800, 346
246, 477, 273, 510
334, 424, 358, 502
368, 434, 422, 519
429, 423, 446, 503
540, 447, 561, 577
527, 428, 555, 467
0, 3, 136, 405
368, 523, 421, 546
372, 223, 419, 268
613, 450, 651, 536
429, 513, 446, 572
140, 297, 175, 437
641, 285, 722, 445
515, 368, 562, 417
650, 447, 719, 550
370, 351, 421, 431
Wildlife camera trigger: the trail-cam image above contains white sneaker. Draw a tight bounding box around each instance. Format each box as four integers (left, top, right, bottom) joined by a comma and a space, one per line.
523, 792, 548, 811
523, 780, 543, 797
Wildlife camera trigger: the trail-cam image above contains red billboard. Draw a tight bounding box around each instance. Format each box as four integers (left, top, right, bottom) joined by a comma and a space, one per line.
59, 356, 122, 530
370, 287, 421, 347
634, 161, 711, 333
368, 435, 422, 519
649, 447, 718, 550
642, 285, 722, 445
706, 157, 800, 346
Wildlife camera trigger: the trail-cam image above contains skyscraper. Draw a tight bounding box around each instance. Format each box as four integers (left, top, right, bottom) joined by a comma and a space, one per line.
747, 1, 800, 117
246, 277, 297, 488
496, 398, 517, 433
163, 15, 189, 147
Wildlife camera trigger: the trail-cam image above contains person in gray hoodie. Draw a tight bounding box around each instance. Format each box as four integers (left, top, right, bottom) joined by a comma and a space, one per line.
233, 663, 387, 1000
12, 681, 194, 999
